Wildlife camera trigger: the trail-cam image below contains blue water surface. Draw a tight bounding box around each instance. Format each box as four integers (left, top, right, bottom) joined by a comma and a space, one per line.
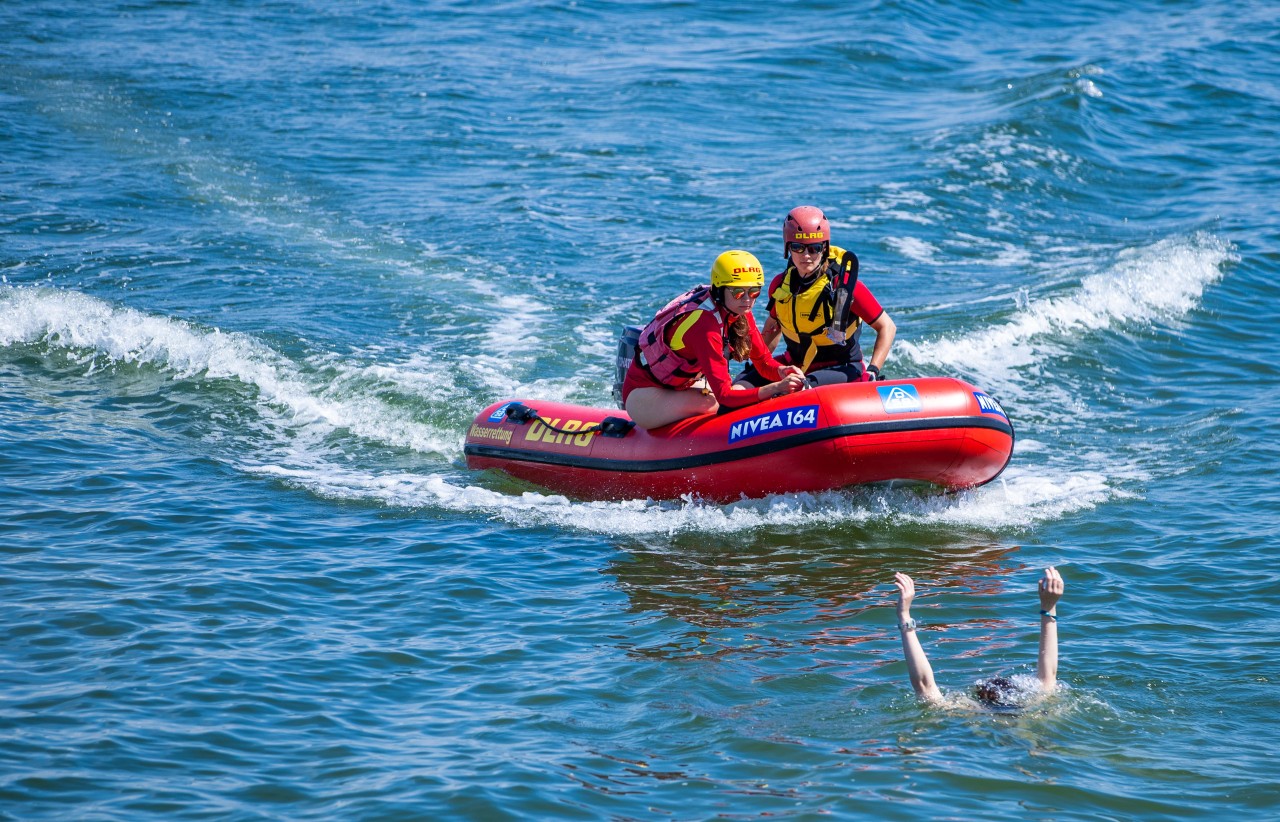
2, 1, 1278, 818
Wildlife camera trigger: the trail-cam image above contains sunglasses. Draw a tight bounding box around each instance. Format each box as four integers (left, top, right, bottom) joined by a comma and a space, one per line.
727, 287, 761, 300
788, 241, 827, 255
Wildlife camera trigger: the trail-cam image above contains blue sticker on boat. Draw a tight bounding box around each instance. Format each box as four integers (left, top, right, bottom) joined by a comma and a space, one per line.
487, 403, 512, 423
728, 404, 819, 444
973, 391, 1007, 418
877, 384, 922, 413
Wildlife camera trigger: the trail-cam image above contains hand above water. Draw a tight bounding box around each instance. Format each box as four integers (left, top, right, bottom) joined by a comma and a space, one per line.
894, 571, 916, 617
1038, 566, 1064, 612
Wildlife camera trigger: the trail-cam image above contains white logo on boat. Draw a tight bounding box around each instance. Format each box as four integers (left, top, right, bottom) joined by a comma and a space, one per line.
728, 405, 819, 444
973, 391, 1007, 418
877, 384, 921, 414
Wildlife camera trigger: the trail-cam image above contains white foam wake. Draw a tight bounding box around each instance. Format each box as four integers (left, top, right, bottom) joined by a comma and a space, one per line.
0, 286, 458, 457
245, 457, 1115, 537
898, 233, 1235, 395
0, 284, 1135, 533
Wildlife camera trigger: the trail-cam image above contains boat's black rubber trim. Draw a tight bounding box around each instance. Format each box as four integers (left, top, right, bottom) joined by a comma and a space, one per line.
464, 415, 1013, 474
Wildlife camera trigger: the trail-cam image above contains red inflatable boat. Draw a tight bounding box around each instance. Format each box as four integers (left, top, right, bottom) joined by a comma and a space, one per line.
463, 377, 1013, 502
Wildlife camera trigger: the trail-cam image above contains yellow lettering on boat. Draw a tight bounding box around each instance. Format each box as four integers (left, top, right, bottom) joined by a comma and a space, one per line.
558, 420, 581, 445
524, 419, 550, 443
522, 418, 595, 448
468, 424, 512, 445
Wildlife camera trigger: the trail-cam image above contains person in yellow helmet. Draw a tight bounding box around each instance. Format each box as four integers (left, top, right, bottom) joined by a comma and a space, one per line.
621, 250, 806, 430
736, 206, 897, 388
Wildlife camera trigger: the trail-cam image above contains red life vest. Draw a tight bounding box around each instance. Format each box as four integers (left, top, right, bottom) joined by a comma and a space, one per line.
636, 285, 725, 388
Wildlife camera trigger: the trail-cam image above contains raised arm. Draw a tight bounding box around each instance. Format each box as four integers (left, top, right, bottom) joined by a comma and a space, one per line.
1035, 567, 1064, 692
894, 572, 943, 703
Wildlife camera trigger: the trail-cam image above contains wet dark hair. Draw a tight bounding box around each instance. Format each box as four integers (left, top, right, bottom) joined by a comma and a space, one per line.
973, 676, 1016, 706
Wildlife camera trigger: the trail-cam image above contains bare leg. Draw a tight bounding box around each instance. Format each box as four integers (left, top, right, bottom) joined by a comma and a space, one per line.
625, 386, 718, 430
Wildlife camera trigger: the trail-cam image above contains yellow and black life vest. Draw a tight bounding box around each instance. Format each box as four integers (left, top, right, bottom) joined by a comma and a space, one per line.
772, 245, 862, 370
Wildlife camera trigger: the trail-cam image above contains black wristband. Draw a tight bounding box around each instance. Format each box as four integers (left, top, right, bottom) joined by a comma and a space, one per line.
1040, 610, 1057, 622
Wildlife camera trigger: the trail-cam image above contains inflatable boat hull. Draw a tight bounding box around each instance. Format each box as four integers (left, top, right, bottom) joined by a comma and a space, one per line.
464, 377, 1013, 502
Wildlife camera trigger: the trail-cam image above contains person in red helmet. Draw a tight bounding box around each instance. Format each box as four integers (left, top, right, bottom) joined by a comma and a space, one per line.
621, 250, 806, 430
736, 206, 896, 389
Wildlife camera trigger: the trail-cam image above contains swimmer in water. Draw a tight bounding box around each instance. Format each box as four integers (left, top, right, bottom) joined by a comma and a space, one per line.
893, 567, 1064, 707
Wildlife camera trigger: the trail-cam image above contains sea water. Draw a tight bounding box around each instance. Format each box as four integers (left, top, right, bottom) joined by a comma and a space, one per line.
2, 1, 1277, 818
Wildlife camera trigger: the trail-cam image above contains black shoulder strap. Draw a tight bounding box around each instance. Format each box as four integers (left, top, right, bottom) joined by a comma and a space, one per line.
836, 250, 859, 293
829, 250, 861, 334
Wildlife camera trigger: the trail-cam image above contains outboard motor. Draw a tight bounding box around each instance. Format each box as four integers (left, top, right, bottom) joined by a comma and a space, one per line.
611, 325, 641, 409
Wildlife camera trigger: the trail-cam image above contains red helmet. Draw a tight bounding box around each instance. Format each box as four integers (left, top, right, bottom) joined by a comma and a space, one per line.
782, 206, 830, 257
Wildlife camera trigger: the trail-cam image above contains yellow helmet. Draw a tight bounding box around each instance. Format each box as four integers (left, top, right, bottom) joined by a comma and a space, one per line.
710, 250, 765, 289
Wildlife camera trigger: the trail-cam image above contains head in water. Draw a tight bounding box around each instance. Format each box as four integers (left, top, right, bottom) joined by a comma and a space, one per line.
973, 676, 1017, 707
